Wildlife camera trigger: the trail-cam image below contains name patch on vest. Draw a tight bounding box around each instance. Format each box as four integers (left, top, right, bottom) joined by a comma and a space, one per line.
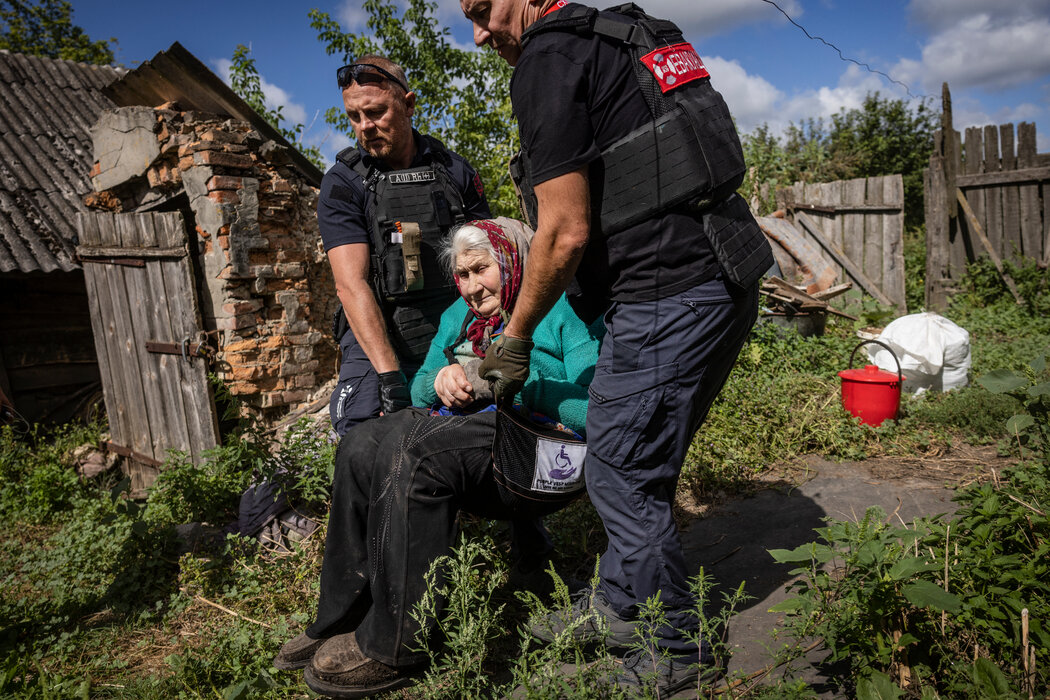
388, 171, 436, 184
640, 42, 709, 93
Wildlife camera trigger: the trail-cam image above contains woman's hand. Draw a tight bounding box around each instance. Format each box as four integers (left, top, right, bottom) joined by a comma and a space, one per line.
434, 364, 475, 408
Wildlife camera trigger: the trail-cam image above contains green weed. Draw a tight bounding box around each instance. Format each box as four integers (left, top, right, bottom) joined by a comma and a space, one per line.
769, 353, 1050, 696
0, 420, 105, 522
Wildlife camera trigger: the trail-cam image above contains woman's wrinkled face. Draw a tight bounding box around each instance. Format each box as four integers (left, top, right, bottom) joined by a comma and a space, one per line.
455, 249, 503, 319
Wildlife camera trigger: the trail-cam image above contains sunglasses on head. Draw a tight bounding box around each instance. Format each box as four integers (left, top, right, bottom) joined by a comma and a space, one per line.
336, 63, 409, 93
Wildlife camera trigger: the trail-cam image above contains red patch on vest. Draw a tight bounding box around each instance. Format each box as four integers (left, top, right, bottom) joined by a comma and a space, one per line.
542, 0, 568, 17
640, 43, 709, 93
473, 172, 484, 197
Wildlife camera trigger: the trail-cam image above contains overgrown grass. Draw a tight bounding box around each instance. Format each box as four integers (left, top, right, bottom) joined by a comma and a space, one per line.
1, 262, 1047, 697
0, 417, 332, 699
771, 353, 1050, 697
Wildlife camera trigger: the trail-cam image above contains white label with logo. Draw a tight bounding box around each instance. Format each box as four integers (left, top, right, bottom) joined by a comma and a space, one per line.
532, 438, 586, 494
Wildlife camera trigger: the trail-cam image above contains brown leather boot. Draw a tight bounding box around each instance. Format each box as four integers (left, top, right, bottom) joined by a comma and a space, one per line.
273, 632, 326, 671
303, 632, 421, 698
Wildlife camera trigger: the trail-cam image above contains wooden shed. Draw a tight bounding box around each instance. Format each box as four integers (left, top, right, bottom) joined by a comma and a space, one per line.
0, 50, 124, 425
79, 43, 337, 490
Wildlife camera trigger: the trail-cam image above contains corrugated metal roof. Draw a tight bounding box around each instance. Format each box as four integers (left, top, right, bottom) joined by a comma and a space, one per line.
0, 51, 123, 274
105, 42, 323, 188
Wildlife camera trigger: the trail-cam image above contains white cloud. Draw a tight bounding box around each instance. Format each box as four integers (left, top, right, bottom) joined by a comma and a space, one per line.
895, 13, 1050, 93
211, 58, 309, 126
311, 128, 355, 171
215, 57, 232, 82
908, 0, 1050, 32
338, 0, 372, 31
433, 0, 802, 41
772, 65, 885, 127
608, 0, 803, 38
705, 56, 783, 133
712, 59, 894, 137
950, 97, 1047, 137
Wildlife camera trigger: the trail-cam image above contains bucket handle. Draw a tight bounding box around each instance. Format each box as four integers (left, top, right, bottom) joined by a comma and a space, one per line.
849, 339, 903, 385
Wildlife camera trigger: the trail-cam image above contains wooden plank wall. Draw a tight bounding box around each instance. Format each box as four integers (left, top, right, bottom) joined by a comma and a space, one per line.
77, 212, 218, 489
0, 270, 101, 424
776, 174, 906, 311
925, 121, 1049, 309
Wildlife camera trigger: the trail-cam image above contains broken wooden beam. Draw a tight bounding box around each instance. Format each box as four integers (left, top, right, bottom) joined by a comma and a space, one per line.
810, 281, 853, 301
795, 211, 895, 308
760, 276, 859, 321
955, 189, 1024, 305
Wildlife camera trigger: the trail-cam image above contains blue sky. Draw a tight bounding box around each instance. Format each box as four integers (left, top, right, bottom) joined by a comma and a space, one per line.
74, 0, 1050, 168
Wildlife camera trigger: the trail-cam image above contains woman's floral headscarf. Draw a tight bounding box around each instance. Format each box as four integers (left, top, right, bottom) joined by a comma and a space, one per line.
454, 219, 524, 357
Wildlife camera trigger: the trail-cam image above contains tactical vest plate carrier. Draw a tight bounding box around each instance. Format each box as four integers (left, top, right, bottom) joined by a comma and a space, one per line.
513, 2, 747, 234
336, 136, 467, 302
333, 136, 468, 361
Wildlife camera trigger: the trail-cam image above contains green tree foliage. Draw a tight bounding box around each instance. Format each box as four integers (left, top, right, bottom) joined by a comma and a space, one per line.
309, 0, 519, 216
742, 93, 936, 226
0, 0, 113, 64
227, 44, 326, 171
828, 94, 937, 226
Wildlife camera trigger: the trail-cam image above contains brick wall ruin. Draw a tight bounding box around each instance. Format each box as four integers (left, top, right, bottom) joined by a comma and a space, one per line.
85, 104, 338, 422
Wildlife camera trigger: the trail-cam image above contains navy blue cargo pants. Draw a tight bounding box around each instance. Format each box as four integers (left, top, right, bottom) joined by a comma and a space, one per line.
585, 275, 758, 656
329, 327, 383, 437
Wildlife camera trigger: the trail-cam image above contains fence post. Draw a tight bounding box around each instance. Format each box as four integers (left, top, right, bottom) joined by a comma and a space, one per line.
926, 153, 951, 311
925, 84, 957, 311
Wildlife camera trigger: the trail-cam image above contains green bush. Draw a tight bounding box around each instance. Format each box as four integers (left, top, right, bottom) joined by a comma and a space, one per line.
256, 417, 337, 507
0, 421, 104, 522
907, 386, 1019, 444
770, 353, 1050, 696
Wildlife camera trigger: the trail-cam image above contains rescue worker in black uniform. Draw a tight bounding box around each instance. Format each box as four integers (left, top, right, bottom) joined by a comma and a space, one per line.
460, 0, 774, 693
318, 55, 491, 436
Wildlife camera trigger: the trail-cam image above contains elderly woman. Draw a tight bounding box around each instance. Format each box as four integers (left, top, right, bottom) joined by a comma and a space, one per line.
274, 217, 601, 698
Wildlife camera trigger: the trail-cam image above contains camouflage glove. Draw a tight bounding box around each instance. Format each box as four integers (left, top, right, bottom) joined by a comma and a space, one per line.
377, 370, 411, 414
478, 335, 534, 404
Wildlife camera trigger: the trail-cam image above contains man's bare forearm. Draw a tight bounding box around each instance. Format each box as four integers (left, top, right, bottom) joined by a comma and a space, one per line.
339, 282, 400, 373
504, 167, 591, 340
328, 243, 400, 373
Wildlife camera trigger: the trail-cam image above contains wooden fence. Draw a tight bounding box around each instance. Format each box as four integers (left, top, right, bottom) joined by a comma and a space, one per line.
776, 175, 906, 311
925, 84, 1050, 310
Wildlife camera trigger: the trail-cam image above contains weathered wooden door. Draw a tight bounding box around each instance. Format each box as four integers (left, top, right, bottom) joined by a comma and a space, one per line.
77, 211, 218, 490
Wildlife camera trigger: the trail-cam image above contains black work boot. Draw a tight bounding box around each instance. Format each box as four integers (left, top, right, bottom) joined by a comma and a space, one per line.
612, 646, 722, 696
529, 587, 639, 649
273, 632, 326, 671
303, 632, 423, 698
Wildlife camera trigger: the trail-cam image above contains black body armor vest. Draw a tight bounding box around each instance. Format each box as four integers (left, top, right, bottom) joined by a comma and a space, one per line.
333, 135, 468, 362
513, 3, 747, 234
336, 135, 467, 301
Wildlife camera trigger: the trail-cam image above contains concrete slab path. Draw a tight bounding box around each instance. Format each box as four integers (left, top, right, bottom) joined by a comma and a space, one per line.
678, 455, 964, 697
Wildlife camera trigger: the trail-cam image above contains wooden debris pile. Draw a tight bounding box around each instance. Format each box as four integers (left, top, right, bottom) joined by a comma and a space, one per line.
760, 276, 858, 320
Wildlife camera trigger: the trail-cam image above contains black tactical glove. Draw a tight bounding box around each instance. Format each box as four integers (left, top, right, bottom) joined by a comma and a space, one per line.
377, 370, 411, 415
478, 335, 534, 404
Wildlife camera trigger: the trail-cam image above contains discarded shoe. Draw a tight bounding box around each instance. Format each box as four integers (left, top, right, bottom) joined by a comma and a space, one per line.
613, 647, 722, 695
273, 632, 326, 671
529, 587, 638, 649
304, 632, 421, 698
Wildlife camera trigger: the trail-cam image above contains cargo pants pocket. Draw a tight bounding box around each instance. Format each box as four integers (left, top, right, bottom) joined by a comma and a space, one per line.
587, 361, 678, 466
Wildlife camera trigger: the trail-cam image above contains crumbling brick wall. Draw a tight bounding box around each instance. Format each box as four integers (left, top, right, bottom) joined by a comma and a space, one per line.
86, 104, 338, 422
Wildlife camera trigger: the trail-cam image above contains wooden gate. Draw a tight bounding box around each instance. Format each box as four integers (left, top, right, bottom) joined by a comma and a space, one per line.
775, 175, 906, 311
77, 211, 218, 491
925, 84, 1050, 310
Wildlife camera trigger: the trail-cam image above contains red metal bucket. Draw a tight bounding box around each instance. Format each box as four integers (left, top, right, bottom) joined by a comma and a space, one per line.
838, 340, 904, 426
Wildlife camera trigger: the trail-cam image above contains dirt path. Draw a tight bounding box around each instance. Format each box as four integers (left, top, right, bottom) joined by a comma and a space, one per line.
677, 447, 1010, 697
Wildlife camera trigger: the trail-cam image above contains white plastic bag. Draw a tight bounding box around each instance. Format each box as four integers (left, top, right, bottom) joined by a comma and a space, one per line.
867, 312, 971, 394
